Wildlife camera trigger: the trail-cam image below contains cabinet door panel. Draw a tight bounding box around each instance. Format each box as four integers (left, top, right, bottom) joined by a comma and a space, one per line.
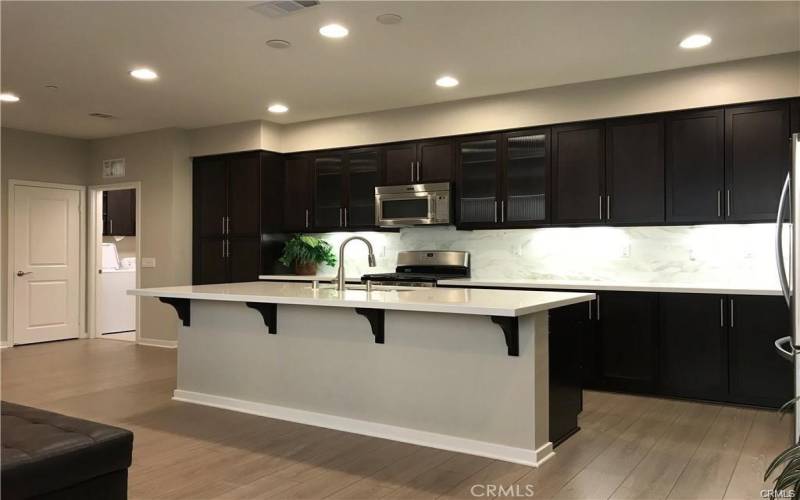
598, 292, 658, 393
284, 156, 312, 232
729, 295, 792, 408
725, 102, 790, 222
104, 189, 135, 236
605, 116, 664, 224
384, 144, 416, 185
659, 294, 727, 401
195, 158, 228, 237
549, 302, 586, 446
346, 149, 379, 228
504, 129, 549, 224
314, 154, 345, 229
228, 238, 261, 283
418, 140, 454, 183
666, 108, 724, 223
227, 154, 261, 235
457, 136, 500, 224
552, 123, 604, 224
196, 238, 228, 285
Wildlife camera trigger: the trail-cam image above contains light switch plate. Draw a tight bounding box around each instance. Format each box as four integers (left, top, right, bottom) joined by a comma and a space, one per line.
141, 258, 156, 268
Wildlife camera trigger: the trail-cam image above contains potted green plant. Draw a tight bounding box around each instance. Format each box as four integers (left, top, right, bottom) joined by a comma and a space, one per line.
278, 235, 336, 275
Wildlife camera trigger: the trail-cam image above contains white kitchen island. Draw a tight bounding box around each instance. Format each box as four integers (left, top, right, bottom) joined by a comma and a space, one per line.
129, 282, 594, 466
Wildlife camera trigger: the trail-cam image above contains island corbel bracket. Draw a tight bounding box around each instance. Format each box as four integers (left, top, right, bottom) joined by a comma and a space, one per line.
490, 316, 519, 356
245, 303, 277, 334
354, 308, 384, 344
159, 297, 190, 326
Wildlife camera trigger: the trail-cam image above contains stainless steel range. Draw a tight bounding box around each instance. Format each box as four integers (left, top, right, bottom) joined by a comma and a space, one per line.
361, 250, 470, 287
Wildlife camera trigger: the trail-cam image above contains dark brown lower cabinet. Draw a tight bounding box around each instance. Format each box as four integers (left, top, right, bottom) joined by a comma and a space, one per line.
548, 302, 588, 446
728, 295, 792, 408
659, 294, 728, 401
196, 238, 227, 285
228, 238, 262, 283
195, 237, 261, 285
597, 292, 659, 393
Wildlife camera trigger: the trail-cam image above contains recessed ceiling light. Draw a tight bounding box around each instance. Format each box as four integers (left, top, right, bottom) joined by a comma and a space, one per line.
129, 68, 158, 80
266, 39, 291, 49
376, 13, 402, 25
435, 76, 459, 88
268, 103, 289, 113
679, 34, 712, 49
0, 93, 20, 102
319, 24, 348, 38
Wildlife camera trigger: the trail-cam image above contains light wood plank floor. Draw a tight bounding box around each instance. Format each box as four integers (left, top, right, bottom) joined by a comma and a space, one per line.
1, 339, 793, 500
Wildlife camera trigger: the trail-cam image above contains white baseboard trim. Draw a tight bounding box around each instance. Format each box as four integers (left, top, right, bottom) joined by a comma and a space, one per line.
173, 389, 551, 467
0, 341, 10, 349
138, 338, 178, 349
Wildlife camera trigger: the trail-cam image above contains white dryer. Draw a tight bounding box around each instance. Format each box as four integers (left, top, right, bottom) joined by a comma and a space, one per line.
98, 243, 136, 334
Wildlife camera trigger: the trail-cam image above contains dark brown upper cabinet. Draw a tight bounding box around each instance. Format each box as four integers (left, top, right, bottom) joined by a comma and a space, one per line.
102, 189, 135, 236
383, 140, 453, 185
501, 129, 551, 226
284, 155, 313, 232
551, 122, 605, 225
605, 115, 665, 224
725, 101, 790, 222
313, 147, 380, 231
665, 108, 725, 224
455, 134, 501, 226
193, 151, 279, 284
791, 98, 800, 135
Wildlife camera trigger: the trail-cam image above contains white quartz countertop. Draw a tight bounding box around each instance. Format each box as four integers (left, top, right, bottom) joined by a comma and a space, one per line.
258, 274, 360, 282
436, 278, 782, 296
129, 281, 594, 317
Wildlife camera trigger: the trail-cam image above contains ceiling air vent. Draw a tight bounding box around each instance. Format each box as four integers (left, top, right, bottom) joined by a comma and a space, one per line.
89, 112, 114, 119
249, 1, 319, 18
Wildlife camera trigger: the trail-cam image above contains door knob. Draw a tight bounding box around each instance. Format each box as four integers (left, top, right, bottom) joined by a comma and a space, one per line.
16, 271, 32, 277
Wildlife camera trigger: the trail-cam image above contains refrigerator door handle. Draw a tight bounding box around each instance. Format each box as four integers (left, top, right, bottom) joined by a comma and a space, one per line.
775, 336, 795, 362
776, 172, 791, 307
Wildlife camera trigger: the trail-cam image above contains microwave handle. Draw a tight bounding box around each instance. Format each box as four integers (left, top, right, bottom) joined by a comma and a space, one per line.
428, 194, 435, 220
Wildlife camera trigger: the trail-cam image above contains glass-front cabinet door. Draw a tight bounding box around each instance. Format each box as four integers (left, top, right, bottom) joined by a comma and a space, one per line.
457, 135, 500, 225
345, 148, 379, 228
314, 153, 344, 229
503, 129, 550, 224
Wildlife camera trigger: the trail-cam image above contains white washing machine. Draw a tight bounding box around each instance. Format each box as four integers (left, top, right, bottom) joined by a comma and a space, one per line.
98, 243, 136, 334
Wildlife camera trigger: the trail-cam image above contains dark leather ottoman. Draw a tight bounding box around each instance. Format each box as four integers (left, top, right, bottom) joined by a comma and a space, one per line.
1, 401, 134, 500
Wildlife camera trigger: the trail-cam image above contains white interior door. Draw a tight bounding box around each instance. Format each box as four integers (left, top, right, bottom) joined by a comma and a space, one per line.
12, 185, 81, 344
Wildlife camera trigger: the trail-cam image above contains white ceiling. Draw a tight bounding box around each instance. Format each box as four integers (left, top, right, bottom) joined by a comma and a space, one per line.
2, 1, 798, 139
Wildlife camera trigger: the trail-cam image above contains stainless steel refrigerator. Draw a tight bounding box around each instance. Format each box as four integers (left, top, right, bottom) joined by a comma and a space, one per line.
774, 132, 800, 441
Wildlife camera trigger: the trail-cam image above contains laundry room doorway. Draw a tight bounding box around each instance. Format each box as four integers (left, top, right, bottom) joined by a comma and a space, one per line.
88, 182, 141, 343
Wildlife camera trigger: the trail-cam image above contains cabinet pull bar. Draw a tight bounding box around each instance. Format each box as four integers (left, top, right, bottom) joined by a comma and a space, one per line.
726, 189, 731, 217
730, 298, 734, 327
410, 162, 414, 182
222, 240, 225, 258
494, 201, 498, 223
717, 190, 722, 218
226, 216, 230, 234
305, 209, 309, 228
596, 295, 601, 320
588, 300, 592, 320
607, 195, 611, 221
222, 217, 225, 234
500, 200, 505, 223
110, 219, 113, 234
339, 208, 343, 227
599, 196, 603, 220
344, 208, 348, 227
416, 161, 421, 182
720, 298, 724, 327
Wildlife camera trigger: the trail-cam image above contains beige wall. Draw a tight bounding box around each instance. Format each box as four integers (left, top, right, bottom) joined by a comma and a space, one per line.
88, 128, 192, 343
280, 52, 800, 152
1, 128, 90, 343
188, 120, 283, 157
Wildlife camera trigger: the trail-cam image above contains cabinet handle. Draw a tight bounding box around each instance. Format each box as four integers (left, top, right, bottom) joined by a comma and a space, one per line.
305, 209, 309, 228
500, 200, 505, 223
726, 189, 731, 217
588, 300, 592, 320
599, 196, 603, 220
222, 217, 225, 235
344, 208, 348, 227
729, 298, 734, 328
226, 216, 231, 234
410, 162, 414, 183
720, 298, 724, 327
494, 201, 498, 223
339, 208, 343, 227
606, 195, 611, 221
416, 161, 421, 182
596, 295, 601, 320
222, 240, 226, 259
110, 219, 113, 234
717, 190, 722, 218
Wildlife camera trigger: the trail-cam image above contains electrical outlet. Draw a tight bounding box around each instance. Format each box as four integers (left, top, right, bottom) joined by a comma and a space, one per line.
141, 258, 156, 268
621, 244, 631, 258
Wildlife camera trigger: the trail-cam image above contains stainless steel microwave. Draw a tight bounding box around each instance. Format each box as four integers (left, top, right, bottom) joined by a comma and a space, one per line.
375, 183, 451, 227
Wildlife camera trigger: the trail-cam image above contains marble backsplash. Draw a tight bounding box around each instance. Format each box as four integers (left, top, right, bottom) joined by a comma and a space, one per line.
310, 223, 787, 288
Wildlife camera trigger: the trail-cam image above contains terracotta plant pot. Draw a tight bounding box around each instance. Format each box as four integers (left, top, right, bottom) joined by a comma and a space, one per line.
293, 261, 318, 276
